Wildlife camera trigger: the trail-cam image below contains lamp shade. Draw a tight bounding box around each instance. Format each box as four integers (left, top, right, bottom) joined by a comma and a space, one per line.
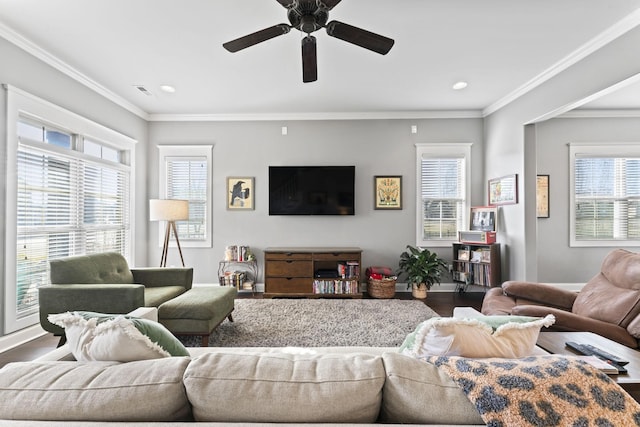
149, 199, 189, 221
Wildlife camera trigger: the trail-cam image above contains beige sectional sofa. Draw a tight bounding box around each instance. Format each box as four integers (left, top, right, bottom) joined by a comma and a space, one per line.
0, 346, 483, 426
0, 307, 483, 426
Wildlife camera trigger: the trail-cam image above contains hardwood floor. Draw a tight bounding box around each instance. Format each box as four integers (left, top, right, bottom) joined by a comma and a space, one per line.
0, 291, 484, 368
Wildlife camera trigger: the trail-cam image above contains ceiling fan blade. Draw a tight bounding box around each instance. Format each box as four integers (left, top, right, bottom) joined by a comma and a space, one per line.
319, 0, 342, 10
275, 0, 296, 7
302, 35, 317, 83
223, 24, 290, 53
325, 20, 394, 55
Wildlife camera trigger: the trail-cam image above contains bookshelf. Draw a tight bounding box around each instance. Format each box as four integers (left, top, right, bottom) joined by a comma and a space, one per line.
218, 259, 258, 293
452, 243, 501, 292
264, 247, 362, 298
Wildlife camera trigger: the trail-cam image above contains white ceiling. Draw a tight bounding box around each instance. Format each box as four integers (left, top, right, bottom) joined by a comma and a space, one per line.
1, 0, 640, 119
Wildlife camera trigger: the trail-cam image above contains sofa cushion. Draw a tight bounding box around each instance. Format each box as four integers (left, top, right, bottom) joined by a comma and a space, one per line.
0, 358, 191, 422
379, 352, 483, 425
400, 315, 555, 358
573, 249, 640, 328
573, 279, 640, 328
49, 252, 134, 284
183, 351, 385, 423
48, 311, 189, 361
158, 286, 236, 320
144, 286, 187, 307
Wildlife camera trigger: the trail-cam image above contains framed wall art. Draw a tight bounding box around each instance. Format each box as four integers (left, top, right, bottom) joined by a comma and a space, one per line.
374, 175, 402, 210
227, 177, 254, 210
536, 174, 550, 218
470, 206, 497, 232
488, 174, 518, 206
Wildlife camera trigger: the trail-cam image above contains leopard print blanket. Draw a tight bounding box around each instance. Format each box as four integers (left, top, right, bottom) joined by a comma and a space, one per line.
425, 355, 640, 427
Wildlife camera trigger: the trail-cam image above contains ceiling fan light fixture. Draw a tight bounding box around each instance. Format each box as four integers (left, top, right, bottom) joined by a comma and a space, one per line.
222, 0, 394, 82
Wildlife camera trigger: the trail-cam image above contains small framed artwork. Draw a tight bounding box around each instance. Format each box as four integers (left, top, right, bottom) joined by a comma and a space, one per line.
374, 175, 402, 210
470, 206, 497, 232
536, 174, 550, 218
227, 177, 254, 210
488, 174, 518, 206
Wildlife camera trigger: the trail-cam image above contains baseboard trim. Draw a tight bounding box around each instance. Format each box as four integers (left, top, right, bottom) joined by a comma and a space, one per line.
391, 282, 584, 293
0, 324, 47, 354
200, 282, 585, 295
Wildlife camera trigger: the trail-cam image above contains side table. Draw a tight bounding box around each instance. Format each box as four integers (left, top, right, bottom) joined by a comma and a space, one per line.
537, 331, 640, 397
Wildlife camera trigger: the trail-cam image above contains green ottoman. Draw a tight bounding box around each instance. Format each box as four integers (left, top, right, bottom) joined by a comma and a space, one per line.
158, 286, 237, 346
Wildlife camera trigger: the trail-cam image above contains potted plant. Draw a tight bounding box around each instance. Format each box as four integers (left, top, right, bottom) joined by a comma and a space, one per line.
397, 245, 447, 299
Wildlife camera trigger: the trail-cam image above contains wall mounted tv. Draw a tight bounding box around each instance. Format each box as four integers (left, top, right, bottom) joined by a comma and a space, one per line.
269, 166, 355, 215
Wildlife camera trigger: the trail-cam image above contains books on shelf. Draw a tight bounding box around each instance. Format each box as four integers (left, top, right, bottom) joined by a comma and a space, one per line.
224, 245, 252, 261
220, 271, 247, 287
337, 261, 360, 279
313, 279, 360, 295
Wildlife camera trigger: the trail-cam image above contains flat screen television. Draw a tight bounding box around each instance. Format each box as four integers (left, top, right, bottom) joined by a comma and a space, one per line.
269, 166, 355, 215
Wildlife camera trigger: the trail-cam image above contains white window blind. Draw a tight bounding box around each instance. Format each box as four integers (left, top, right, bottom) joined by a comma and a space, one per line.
570, 143, 640, 247
574, 156, 640, 241
416, 143, 471, 247
166, 157, 207, 241
421, 158, 466, 240
15, 125, 130, 321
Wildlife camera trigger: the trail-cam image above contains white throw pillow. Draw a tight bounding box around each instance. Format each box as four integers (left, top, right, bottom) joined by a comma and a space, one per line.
48, 311, 189, 362
400, 314, 555, 359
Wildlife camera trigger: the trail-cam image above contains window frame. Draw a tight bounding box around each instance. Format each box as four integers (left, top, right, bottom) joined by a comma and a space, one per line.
4, 85, 136, 334
157, 145, 213, 248
569, 141, 640, 247
415, 142, 472, 247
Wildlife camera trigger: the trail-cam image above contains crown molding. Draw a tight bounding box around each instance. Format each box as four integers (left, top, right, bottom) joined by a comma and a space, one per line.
0, 22, 149, 120
559, 109, 640, 118
147, 110, 483, 122
483, 8, 640, 117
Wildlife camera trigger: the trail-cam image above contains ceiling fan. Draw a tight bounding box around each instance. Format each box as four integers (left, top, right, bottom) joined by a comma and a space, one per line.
222, 0, 394, 83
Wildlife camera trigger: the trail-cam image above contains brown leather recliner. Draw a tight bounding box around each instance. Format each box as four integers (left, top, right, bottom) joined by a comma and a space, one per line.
481, 249, 640, 348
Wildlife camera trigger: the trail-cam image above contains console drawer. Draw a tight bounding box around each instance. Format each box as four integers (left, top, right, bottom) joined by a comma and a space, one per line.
265, 252, 312, 261
265, 278, 311, 294
265, 260, 312, 277
313, 252, 360, 261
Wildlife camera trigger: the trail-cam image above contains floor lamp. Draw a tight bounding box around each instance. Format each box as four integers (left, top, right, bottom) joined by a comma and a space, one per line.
149, 199, 189, 267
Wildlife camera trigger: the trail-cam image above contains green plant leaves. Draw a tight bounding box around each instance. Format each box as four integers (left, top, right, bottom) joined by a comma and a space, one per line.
397, 245, 447, 290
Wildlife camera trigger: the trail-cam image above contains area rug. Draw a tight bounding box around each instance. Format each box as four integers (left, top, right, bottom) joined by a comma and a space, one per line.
181, 298, 439, 347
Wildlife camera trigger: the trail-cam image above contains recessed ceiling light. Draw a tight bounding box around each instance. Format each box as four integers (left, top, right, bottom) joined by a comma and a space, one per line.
452, 81, 468, 90
160, 85, 176, 93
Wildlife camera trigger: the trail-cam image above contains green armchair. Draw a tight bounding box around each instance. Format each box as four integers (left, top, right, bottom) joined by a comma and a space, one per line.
39, 252, 193, 343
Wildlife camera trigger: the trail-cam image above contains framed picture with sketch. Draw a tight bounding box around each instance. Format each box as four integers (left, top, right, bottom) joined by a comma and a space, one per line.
227, 177, 254, 210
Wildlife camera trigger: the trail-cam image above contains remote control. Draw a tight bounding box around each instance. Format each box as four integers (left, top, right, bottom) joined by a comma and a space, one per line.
566, 342, 629, 366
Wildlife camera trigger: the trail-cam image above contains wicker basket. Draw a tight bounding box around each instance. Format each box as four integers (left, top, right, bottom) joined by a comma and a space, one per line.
367, 276, 397, 299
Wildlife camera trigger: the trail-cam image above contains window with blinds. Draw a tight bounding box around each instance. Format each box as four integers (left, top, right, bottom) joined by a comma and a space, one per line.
420, 158, 466, 240
15, 121, 130, 319
574, 156, 640, 242
570, 143, 640, 247
416, 143, 471, 246
158, 145, 213, 248
166, 157, 207, 241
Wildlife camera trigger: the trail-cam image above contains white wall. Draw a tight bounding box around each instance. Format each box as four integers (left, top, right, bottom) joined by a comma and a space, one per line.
148, 118, 485, 284
535, 116, 640, 282
484, 24, 640, 282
